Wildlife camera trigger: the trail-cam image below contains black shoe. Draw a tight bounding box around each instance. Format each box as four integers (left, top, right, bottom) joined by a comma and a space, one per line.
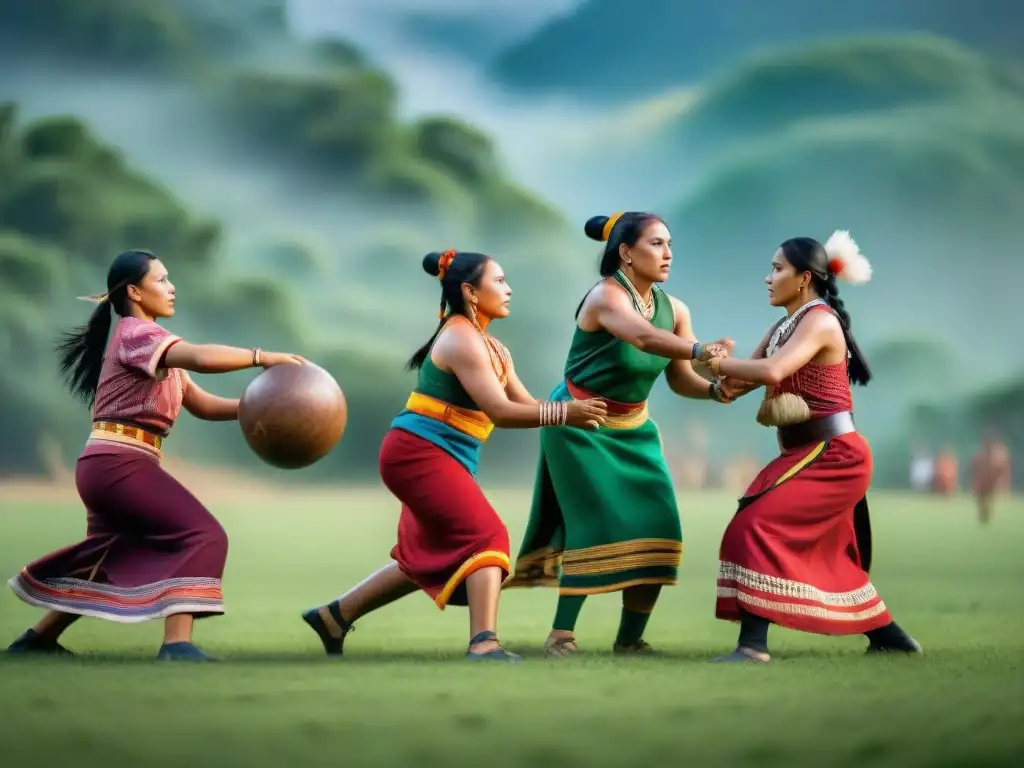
866, 623, 922, 655
302, 603, 355, 656
7, 629, 73, 656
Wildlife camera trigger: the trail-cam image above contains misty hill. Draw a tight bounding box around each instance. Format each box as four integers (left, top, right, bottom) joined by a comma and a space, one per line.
490, 0, 1023, 101
593, 38, 1024, 370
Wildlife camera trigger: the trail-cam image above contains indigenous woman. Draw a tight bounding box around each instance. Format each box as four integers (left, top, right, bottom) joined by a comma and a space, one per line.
711, 232, 921, 662
302, 250, 608, 662
505, 213, 734, 657
6, 250, 304, 661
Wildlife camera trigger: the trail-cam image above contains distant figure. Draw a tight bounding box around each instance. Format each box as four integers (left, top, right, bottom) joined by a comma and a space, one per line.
932, 448, 959, 495
972, 432, 1011, 524
712, 231, 920, 662
909, 443, 935, 492
721, 453, 761, 493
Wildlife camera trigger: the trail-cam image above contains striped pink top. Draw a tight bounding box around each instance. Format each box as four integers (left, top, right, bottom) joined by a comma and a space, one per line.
90, 317, 190, 437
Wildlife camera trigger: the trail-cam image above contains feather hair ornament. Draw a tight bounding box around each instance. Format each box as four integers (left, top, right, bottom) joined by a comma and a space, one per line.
824, 230, 871, 285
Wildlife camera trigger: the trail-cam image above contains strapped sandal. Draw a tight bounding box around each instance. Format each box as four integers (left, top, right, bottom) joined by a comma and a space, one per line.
302, 604, 355, 656
466, 631, 522, 663
543, 635, 579, 657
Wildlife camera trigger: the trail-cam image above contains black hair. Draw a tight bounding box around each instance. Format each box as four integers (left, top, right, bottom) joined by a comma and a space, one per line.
56, 250, 158, 407
405, 250, 491, 371
577, 212, 663, 318
584, 212, 663, 277
779, 237, 871, 386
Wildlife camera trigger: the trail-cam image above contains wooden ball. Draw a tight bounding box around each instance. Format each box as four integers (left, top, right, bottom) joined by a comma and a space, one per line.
238, 363, 347, 469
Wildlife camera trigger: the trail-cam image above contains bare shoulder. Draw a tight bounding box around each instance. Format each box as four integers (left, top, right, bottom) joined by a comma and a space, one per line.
806, 306, 843, 334
585, 278, 632, 310
431, 317, 486, 366
801, 307, 844, 347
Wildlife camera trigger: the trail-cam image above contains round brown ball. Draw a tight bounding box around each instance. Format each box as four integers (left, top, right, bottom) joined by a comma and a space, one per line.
238, 363, 347, 469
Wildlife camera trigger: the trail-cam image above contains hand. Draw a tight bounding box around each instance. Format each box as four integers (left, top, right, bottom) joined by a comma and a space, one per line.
565, 398, 608, 431
699, 338, 736, 362
709, 380, 734, 404
719, 376, 757, 399
261, 352, 306, 367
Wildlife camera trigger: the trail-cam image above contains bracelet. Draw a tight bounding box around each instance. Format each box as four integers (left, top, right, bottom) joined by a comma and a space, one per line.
709, 381, 728, 403
252, 347, 262, 367
539, 400, 568, 426
691, 341, 702, 361
709, 357, 721, 377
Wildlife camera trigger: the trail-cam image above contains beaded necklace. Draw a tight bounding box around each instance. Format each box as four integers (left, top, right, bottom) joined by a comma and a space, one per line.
616, 269, 655, 320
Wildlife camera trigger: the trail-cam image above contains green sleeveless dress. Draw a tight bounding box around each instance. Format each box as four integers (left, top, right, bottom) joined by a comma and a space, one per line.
506, 273, 683, 594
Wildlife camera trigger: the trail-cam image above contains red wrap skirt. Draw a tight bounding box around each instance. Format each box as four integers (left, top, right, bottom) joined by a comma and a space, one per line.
716, 432, 892, 635
380, 429, 510, 609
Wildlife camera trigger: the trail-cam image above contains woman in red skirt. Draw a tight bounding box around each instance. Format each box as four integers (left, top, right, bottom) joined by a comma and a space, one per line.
302, 250, 607, 662
709, 231, 921, 662
6, 250, 303, 661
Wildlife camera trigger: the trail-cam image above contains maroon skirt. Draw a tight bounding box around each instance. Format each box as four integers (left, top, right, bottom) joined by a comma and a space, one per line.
7, 447, 227, 623
381, 429, 510, 609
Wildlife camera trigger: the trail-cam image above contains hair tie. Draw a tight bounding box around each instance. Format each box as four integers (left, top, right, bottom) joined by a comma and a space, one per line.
76, 293, 110, 303
601, 212, 624, 242
437, 250, 456, 281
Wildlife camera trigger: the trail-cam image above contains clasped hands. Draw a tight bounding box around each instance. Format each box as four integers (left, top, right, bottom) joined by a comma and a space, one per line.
696, 338, 755, 403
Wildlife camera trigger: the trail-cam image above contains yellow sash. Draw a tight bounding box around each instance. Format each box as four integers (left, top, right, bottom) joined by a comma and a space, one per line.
404, 393, 494, 442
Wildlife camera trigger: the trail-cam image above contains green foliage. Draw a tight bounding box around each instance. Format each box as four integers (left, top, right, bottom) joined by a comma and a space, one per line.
310, 38, 367, 70
0, 0, 203, 70
224, 69, 400, 175
411, 116, 500, 187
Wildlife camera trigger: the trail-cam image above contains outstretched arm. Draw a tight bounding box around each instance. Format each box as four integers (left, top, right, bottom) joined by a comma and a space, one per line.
586, 281, 732, 361
714, 311, 838, 386
182, 376, 239, 421
163, 342, 304, 374
664, 297, 725, 400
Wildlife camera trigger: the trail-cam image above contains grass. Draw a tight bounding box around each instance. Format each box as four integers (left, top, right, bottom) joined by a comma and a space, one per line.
1, 487, 1022, 768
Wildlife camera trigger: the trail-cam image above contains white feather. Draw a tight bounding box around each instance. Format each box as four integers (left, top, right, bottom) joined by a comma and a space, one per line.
824, 229, 872, 285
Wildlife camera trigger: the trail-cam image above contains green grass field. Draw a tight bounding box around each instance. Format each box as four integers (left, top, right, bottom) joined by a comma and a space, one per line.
1, 488, 1021, 768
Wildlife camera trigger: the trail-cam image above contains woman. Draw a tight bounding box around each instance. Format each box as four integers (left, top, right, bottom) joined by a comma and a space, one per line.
302, 250, 608, 662
710, 231, 921, 662
6, 250, 304, 661
504, 212, 734, 657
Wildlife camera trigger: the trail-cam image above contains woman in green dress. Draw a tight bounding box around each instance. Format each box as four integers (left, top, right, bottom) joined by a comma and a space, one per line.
505, 211, 735, 656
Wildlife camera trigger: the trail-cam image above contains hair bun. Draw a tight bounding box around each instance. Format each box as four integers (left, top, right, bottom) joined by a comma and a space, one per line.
584, 215, 610, 242
422, 252, 442, 277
